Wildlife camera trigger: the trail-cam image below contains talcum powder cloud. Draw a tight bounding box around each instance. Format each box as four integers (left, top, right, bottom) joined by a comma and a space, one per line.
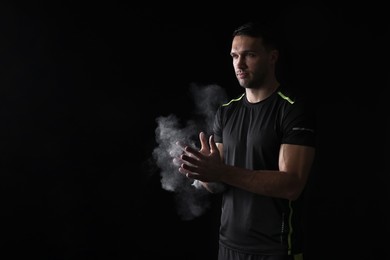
152, 83, 228, 220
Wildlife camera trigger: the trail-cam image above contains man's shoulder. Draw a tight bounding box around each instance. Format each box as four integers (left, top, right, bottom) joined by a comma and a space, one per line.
221, 93, 245, 108
277, 84, 314, 104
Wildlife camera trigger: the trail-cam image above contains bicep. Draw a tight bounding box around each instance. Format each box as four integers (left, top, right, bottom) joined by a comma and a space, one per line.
278, 144, 315, 182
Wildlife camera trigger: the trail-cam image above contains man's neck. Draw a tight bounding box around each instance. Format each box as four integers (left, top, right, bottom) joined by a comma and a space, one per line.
245, 81, 280, 103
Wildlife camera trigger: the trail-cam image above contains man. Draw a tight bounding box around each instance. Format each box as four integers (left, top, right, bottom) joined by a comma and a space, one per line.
177, 21, 316, 260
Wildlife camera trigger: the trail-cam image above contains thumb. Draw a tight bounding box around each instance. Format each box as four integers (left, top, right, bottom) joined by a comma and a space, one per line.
209, 135, 218, 153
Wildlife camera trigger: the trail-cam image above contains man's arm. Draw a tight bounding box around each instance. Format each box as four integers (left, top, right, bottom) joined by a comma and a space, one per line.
179, 133, 315, 200
218, 144, 315, 200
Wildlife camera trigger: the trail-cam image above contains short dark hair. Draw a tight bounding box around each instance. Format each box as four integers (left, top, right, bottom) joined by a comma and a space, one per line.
232, 21, 281, 51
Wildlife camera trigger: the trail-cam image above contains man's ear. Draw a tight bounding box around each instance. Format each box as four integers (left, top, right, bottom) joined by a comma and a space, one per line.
270, 49, 279, 65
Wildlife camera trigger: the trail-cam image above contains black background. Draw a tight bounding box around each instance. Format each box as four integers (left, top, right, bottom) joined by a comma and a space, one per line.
0, 1, 388, 259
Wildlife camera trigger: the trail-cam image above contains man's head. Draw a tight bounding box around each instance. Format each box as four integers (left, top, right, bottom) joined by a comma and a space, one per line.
232, 22, 281, 53
230, 22, 281, 90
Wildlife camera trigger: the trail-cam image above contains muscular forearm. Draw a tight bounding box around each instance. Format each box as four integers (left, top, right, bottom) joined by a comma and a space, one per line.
219, 164, 305, 200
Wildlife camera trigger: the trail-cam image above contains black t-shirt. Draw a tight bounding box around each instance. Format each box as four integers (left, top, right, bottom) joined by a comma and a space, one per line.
213, 85, 316, 255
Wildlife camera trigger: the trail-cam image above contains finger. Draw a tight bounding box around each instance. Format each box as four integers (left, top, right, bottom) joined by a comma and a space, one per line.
175, 141, 185, 149
209, 135, 218, 153
181, 159, 201, 172
176, 141, 200, 158
179, 164, 198, 177
179, 168, 190, 178
182, 170, 211, 182
181, 154, 200, 167
172, 157, 182, 166
178, 166, 189, 176
183, 145, 204, 159
199, 132, 209, 153
179, 165, 211, 182
179, 170, 202, 181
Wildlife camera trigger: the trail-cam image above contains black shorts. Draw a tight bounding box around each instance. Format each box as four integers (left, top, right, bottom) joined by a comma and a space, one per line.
218, 244, 303, 260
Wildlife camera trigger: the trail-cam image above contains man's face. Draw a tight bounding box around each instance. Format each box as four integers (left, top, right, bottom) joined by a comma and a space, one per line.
230, 35, 277, 89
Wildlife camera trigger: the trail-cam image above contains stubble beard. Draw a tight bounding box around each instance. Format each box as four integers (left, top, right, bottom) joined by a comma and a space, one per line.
238, 75, 266, 90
